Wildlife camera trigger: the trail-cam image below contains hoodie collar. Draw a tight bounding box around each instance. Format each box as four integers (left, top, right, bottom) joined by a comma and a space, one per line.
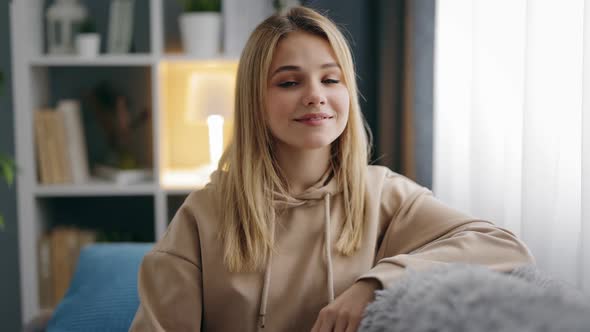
272, 167, 341, 209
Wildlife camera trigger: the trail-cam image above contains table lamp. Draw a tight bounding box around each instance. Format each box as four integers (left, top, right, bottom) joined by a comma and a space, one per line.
185, 70, 235, 182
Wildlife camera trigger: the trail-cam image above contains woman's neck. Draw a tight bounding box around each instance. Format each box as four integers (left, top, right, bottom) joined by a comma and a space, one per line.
275, 143, 331, 195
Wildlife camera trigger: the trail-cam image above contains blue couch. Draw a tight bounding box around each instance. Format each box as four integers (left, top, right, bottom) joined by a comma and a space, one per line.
40, 243, 153, 332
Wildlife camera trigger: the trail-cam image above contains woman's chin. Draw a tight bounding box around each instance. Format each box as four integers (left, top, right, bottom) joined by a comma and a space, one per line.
275, 134, 340, 151
296, 138, 336, 150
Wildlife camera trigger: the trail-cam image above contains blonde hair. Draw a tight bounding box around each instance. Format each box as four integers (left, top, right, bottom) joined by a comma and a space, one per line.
215, 6, 371, 272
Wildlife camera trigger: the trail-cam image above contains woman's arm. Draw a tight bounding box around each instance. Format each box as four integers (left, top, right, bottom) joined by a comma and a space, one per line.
129, 202, 203, 331
357, 176, 535, 289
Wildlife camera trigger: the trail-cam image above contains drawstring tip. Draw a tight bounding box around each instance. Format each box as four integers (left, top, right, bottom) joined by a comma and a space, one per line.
259, 314, 266, 329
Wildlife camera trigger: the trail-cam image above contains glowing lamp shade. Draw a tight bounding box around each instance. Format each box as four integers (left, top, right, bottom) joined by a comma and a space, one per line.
185, 70, 235, 169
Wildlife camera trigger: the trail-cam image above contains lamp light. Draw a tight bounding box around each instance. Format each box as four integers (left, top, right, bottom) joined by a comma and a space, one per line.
185, 68, 235, 182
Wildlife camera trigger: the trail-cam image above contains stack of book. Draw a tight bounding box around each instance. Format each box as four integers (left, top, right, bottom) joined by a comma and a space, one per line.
107, 0, 135, 54
37, 226, 98, 309
34, 100, 90, 185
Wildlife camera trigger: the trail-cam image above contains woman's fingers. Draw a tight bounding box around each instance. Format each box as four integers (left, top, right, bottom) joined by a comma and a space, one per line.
333, 313, 349, 332
311, 280, 378, 332
310, 317, 320, 332
319, 307, 337, 332
344, 316, 361, 332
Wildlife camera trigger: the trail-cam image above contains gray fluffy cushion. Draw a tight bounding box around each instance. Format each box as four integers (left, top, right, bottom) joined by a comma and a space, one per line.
359, 264, 590, 332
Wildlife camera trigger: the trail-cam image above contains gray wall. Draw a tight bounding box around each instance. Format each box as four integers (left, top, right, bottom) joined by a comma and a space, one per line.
0, 0, 22, 330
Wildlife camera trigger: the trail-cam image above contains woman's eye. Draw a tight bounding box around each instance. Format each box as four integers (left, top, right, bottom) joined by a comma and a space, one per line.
277, 79, 339, 88
278, 81, 298, 88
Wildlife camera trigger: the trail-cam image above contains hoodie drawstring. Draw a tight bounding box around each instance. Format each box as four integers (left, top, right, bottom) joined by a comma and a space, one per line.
257, 193, 335, 330
324, 193, 335, 303
258, 218, 275, 331
258, 247, 272, 330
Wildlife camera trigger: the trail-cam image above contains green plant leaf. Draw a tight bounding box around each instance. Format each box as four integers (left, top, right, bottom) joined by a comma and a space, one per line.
0, 153, 15, 232
0, 156, 15, 187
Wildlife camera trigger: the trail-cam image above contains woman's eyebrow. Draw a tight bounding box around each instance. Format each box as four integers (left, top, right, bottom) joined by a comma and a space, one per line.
270, 62, 340, 77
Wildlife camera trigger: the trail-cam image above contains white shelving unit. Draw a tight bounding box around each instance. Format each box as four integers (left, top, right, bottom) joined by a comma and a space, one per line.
33, 182, 159, 197
9, 0, 269, 324
29, 54, 156, 66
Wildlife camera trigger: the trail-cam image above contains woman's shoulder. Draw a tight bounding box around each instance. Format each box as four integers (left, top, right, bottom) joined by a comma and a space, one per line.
154, 184, 220, 252
366, 165, 430, 198
183, 183, 220, 220
365, 165, 431, 224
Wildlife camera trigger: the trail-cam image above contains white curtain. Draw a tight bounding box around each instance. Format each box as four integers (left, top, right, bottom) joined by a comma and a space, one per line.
433, 0, 590, 292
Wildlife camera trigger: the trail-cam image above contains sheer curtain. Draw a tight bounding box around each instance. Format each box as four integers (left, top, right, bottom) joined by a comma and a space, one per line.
433, 0, 589, 292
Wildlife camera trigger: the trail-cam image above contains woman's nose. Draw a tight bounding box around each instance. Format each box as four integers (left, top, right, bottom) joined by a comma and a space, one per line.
302, 83, 327, 106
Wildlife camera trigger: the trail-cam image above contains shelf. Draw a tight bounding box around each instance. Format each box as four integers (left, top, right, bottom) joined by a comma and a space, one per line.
34, 178, 157, 197
29, 54, 155, 66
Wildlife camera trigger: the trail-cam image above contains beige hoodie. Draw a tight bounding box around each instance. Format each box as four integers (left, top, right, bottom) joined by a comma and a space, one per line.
129, 166, 534, 332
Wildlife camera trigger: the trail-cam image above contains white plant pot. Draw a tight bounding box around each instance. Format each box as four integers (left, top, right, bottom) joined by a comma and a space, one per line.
76, 33, 100, 57
179, 12, 222, 57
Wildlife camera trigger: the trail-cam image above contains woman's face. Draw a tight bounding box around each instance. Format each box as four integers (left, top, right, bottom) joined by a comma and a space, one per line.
265, 31, 350, 151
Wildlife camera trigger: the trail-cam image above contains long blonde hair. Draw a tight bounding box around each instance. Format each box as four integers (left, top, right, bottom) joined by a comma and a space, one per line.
215, 6, 371, 272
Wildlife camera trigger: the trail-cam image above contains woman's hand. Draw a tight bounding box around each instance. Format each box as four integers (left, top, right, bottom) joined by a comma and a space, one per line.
310, 279, 381, 332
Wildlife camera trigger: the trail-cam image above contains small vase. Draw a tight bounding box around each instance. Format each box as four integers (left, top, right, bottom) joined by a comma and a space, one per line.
76, 33, 100, 57
179, 12, 222, 57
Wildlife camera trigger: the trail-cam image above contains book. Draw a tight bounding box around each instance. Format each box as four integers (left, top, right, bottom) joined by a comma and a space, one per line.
45, 111, 62, 184
34, 103, 91, 185
37, 234, 53, 309
34, 111, 52, 184
50, 227, 78, 304
36, 110, 61, 184
40, 227, 98, 308
51, 111, 73, 183
119, 0, 135, 53
57, 100, 90, 184
108, 0, 135, 53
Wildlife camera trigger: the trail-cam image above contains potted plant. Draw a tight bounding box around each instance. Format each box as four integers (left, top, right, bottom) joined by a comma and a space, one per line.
0, 70, 17, 231
76, 17, 100, 57
177, 0, 222, 57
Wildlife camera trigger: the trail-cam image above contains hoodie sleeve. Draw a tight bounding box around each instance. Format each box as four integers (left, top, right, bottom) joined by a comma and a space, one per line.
356, 171, 535, 289
129, 201, 203, 331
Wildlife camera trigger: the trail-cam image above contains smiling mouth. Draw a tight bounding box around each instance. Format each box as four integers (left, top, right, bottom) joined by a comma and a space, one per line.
294, 115, 334, 122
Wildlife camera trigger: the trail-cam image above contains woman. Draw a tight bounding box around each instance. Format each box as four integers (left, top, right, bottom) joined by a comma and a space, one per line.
130, 6, 534, 332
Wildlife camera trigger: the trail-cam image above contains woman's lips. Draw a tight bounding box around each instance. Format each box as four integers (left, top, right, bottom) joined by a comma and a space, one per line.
294, 113, 334, 126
